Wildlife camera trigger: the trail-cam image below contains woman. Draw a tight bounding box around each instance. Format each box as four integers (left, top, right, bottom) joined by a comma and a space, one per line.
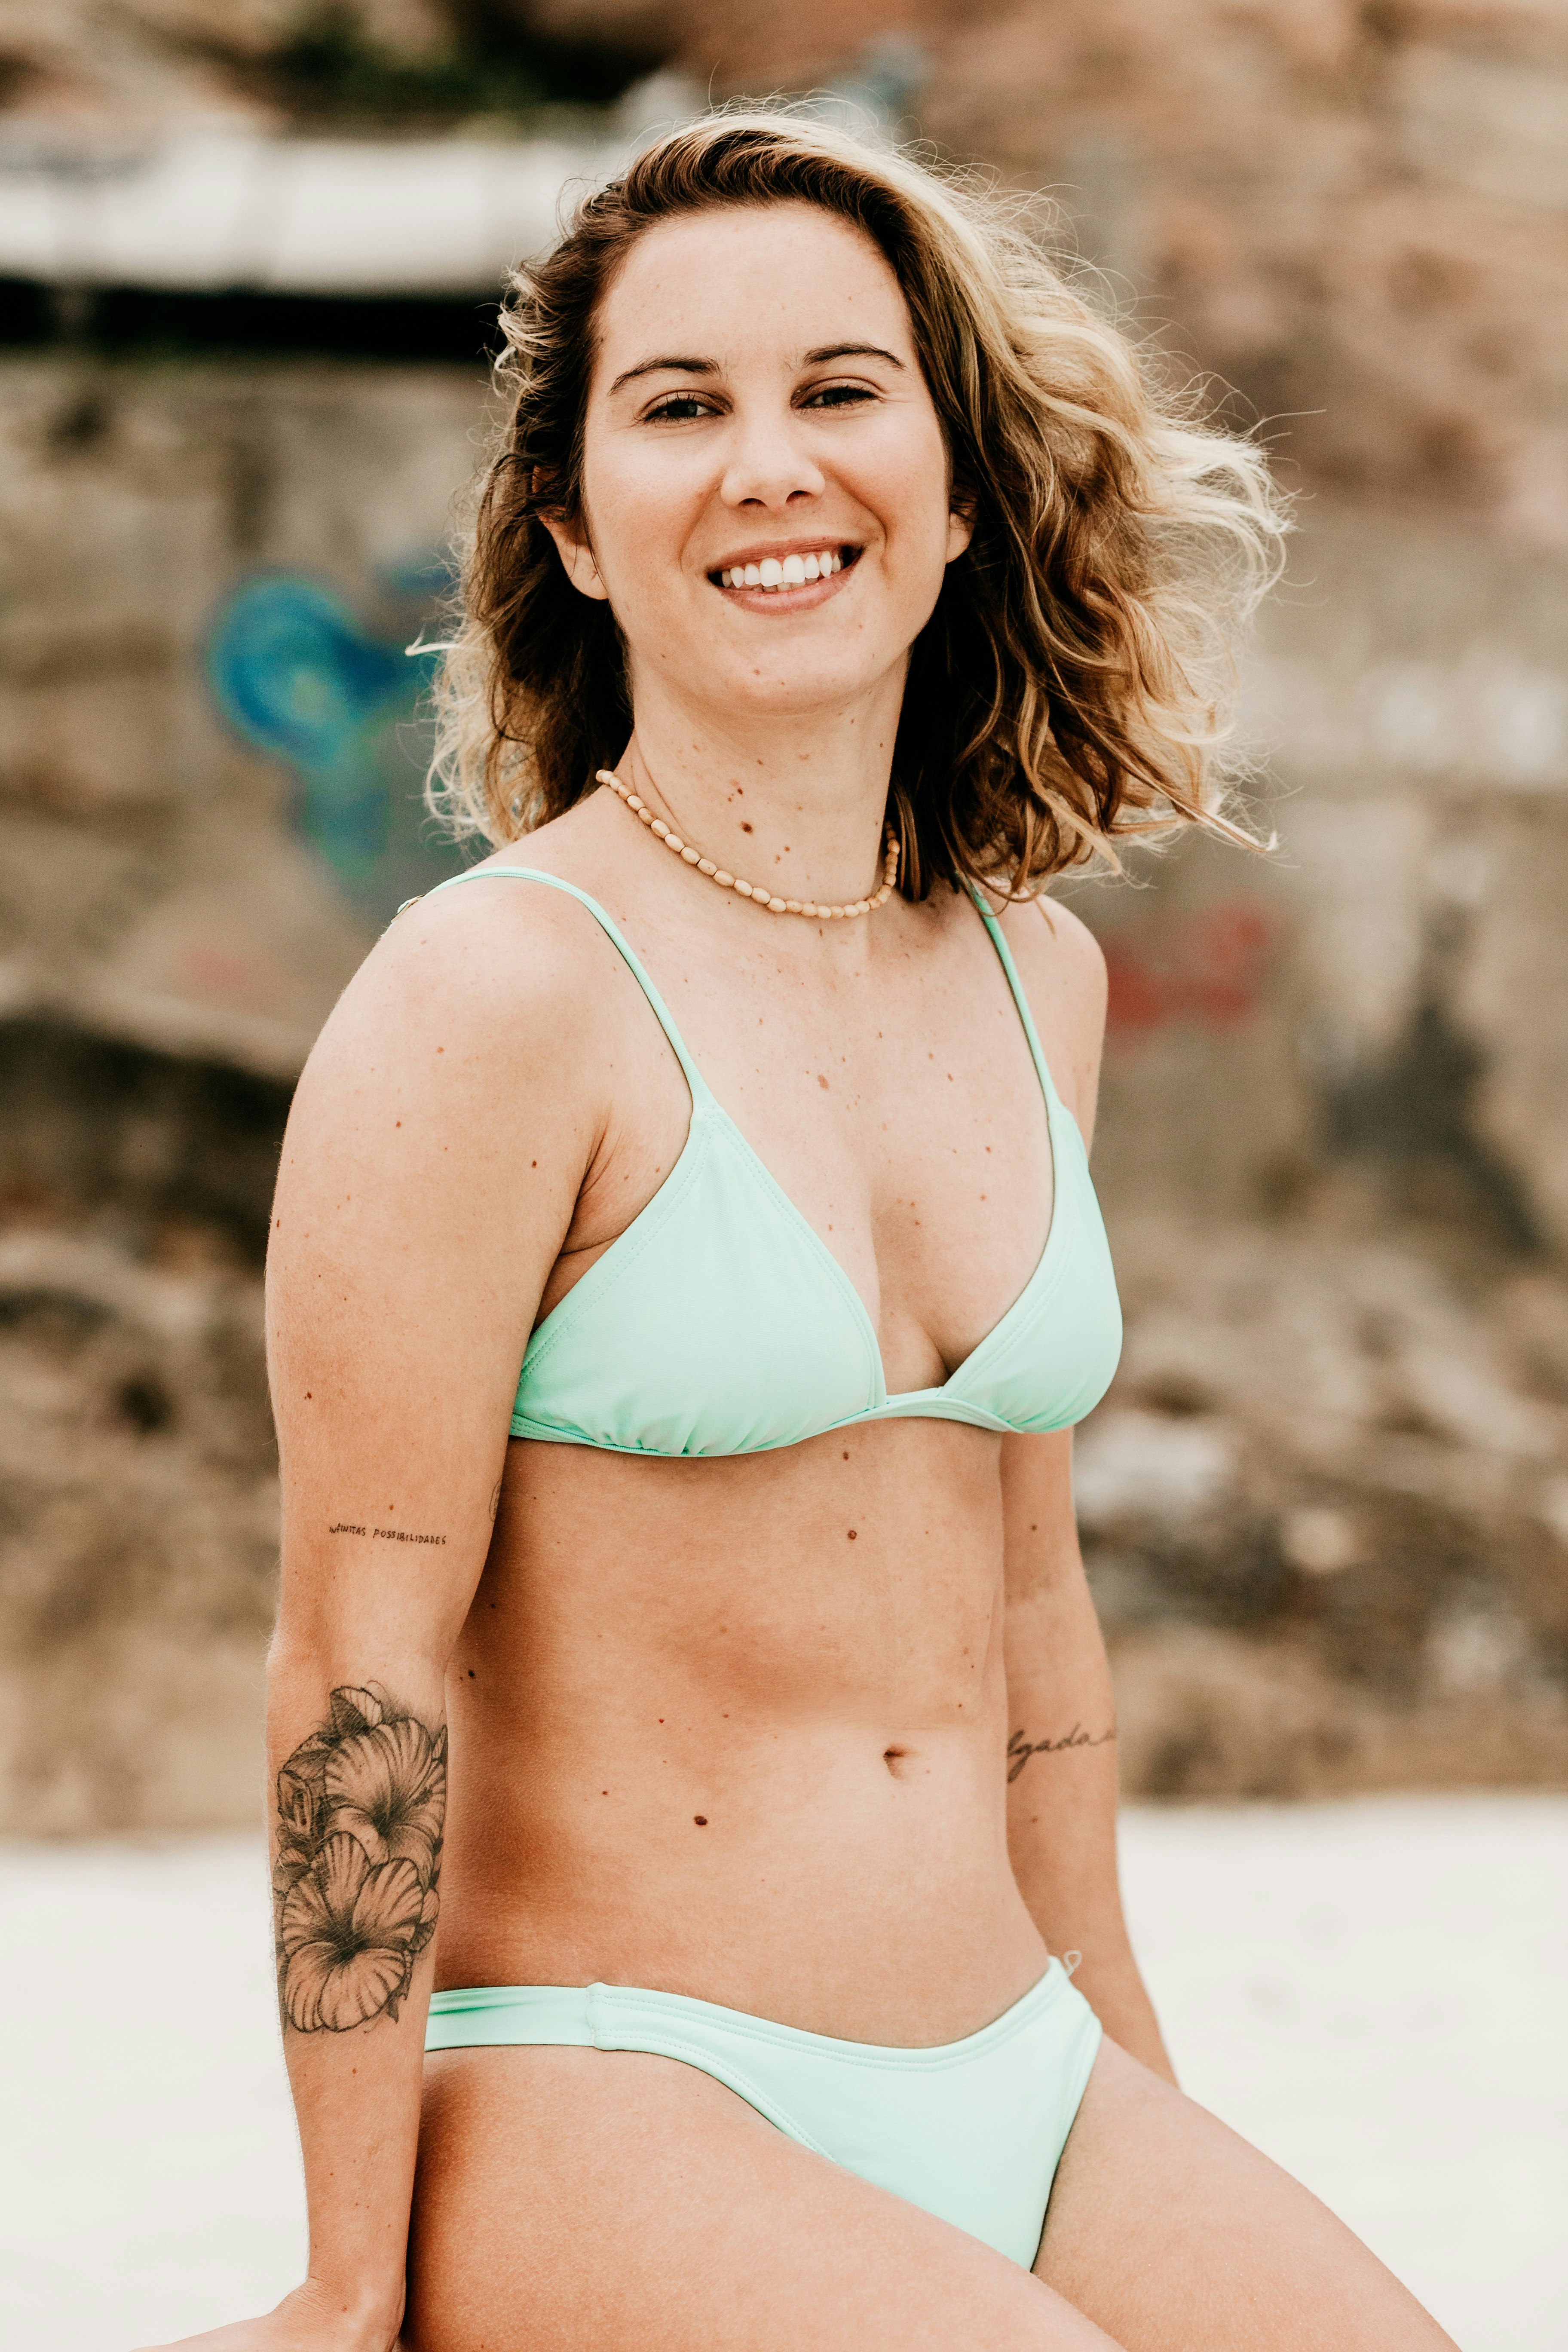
158, 115, 1457, 2352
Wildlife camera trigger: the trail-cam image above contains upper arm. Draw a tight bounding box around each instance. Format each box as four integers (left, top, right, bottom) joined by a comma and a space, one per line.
999, 1430, 1078, 1614
998, 895, 1108, 1148
265, 884, 604, 1666
994, 894, 1109, 1612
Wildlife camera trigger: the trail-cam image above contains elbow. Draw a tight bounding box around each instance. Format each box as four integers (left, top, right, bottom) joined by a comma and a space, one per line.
266, 1622, 456, 1711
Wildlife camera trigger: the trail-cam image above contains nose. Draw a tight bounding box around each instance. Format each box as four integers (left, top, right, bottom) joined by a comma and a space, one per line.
720, 401, 827, 511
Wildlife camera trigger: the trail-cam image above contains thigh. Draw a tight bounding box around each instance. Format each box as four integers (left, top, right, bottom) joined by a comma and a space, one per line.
1036, 2040, 1459, 2352
406, 2045, 1121, 2352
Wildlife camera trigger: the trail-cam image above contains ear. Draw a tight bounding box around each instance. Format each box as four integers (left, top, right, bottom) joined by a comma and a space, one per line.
539, 510, 611, 602
945, 479, 977, 563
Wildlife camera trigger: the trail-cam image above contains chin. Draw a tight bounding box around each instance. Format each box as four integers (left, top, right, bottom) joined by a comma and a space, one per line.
705, 654, 894, 715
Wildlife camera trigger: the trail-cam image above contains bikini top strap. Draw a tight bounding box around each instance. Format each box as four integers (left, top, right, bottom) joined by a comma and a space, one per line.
418, 867, 714, 1106
968, 891, 1063, 1115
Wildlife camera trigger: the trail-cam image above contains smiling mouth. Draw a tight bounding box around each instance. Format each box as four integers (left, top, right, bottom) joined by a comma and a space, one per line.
710, 545, 859, 593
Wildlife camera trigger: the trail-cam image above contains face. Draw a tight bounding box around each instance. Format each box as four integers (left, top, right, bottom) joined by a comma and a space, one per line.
544, 202, 972, 723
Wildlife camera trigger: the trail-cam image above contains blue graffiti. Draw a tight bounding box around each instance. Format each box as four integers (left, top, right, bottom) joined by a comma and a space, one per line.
205, 570, 461, 914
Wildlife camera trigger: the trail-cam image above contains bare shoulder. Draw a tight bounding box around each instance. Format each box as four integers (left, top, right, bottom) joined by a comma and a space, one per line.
992, 892, 1108, 1140
266, 847, 635, 1424
293, 852, 615, 1133
273, 848, 630, 1307
993, 891, 1107, 1012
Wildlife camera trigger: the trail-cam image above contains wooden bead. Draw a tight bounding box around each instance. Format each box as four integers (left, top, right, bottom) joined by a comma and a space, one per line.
714, 871, 734, 888
735, 880, 754, 897
651, 819, 669, 838
698, 858, 717, 876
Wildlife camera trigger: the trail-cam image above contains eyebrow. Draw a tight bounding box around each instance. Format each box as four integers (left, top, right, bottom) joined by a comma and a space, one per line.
805, 343, 906, 370
608, 355, 713, 394
607, 342, 907, 395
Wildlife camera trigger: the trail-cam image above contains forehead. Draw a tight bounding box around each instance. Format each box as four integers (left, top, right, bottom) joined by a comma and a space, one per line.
592, 202, 913, 374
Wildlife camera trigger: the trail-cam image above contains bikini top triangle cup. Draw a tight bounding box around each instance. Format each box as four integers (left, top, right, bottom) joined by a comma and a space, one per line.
423, 868, 1122, 1456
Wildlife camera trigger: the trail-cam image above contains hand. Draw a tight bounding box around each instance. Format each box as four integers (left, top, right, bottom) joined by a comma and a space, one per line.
132, 2278, 403, 2352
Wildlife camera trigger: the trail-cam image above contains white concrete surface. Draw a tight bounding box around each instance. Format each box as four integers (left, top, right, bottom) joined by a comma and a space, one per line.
0, 133, 615, 294
1117, 1798, 1568, 2352
2, 1795, 1563, 2350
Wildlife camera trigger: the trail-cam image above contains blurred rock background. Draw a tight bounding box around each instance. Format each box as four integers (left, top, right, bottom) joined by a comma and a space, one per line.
1, 1, 1565, 1832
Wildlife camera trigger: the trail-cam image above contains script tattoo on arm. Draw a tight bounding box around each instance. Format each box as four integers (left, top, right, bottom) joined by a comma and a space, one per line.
327, 1522, 448, 1546
271, 1683, 446, 2033
1007, 1724, 1116, 1782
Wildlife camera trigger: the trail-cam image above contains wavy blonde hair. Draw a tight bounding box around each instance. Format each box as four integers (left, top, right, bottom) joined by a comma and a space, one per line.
426, 109, 1287, 894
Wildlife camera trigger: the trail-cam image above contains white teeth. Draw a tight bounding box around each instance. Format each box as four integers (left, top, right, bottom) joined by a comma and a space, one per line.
721, 550, 843, 590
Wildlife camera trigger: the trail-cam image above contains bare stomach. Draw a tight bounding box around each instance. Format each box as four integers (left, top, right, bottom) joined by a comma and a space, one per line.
432, 1419, 1049, 2045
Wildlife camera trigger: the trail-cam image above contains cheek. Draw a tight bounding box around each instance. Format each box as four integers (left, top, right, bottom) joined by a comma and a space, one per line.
873, 419, 957, 563
580, 436, 698, 605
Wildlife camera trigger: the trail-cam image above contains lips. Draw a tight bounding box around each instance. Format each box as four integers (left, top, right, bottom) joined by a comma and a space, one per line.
709, 544, 859, 594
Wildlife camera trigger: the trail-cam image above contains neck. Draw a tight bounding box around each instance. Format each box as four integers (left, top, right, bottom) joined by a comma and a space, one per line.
616, 667, 903, 912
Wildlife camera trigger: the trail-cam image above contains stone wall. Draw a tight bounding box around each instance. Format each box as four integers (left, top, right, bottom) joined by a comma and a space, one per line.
0, 356, 478, 1072
1065, 506, 1568, 1797
0, 355, 483, 1832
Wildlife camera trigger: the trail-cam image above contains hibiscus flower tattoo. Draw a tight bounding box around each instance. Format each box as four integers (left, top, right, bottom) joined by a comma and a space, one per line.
272, 1683, 446, 2034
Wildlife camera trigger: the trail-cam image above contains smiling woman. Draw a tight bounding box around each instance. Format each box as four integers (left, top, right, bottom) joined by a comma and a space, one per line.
147, 109, 1458, 2352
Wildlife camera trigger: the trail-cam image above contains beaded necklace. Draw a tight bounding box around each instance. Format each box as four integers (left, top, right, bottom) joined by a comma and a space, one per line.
597, 769, 898, 920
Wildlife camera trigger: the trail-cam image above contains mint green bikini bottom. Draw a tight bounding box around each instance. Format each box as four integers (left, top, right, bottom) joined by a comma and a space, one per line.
426, 1957, 1101, 2269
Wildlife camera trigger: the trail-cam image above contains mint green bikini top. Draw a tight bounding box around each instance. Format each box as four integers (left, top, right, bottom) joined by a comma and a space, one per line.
429, 868, 1121, 1457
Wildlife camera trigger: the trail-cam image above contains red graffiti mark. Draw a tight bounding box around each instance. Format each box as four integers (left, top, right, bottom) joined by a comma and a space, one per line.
1103, 904, 1273, 1038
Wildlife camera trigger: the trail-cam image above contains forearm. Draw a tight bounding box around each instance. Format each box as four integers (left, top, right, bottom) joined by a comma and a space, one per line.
267, 1644, 450, 2340
1004, 1579, 1176, 2085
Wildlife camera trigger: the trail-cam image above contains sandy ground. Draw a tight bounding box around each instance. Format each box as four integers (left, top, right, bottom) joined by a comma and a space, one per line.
3, 1795, 1563, 2352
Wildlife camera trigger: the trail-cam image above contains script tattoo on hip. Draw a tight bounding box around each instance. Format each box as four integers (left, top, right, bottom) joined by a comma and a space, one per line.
271, 1682, 446, 2033
1007, 1724, 1116, 1781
